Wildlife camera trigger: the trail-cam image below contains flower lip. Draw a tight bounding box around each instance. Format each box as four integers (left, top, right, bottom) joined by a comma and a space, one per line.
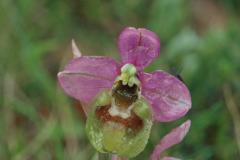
95, 105, 143, 132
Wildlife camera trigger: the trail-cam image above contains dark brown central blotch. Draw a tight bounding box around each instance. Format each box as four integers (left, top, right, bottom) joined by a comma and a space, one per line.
112, 80, 139, 108
95, 105, 143, 132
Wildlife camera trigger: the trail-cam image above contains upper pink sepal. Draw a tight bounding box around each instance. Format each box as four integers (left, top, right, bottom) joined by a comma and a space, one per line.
118, 27, 160, 70
58, 56, 119, 106
150, 120, 191, 160
138, 71, 191, 122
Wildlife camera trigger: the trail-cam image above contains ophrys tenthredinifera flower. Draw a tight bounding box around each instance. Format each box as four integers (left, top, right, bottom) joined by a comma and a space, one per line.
58, 27, 191, 160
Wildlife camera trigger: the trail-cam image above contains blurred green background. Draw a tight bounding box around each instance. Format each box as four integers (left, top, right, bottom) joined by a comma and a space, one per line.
1, 0, 240, 159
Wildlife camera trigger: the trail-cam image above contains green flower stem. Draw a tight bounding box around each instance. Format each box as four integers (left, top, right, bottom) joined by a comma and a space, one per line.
98, 153, 111, 160
112, 155, 129, 160
98, 153, 129, 160
117, 157, 128, 160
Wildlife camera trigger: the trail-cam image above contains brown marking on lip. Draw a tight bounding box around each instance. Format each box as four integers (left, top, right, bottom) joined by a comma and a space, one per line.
95, 105, 143, 132
112, 80, 139, 108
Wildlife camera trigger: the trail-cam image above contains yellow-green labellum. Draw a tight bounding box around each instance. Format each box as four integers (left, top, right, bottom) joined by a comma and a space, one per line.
86, 90, 152, 158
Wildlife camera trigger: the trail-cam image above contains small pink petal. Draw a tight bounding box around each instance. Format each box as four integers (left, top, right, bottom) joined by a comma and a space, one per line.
138, 71, 191, 122
118, 27, 160, 70
150, 120, 191, 160
58, 56, 120, 112
72, 39, 82, 58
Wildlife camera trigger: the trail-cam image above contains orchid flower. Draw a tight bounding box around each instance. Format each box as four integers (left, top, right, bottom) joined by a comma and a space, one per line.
58, 27, 192, 160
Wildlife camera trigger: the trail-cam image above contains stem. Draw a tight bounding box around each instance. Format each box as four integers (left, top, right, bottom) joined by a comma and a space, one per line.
223, 85, 240, 155
98, 153, 111, 160
112, 154, 129, 160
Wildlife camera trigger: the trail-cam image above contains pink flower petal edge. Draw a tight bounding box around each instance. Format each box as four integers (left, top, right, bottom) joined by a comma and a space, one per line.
58, 56, 120, 110
150, 120, 191, 160
138, 71, 191, 122
118, 27, 160, 70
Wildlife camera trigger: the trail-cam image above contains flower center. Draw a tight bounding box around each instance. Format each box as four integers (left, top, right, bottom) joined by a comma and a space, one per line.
118, 63, 140, 87
109, 64, 141, 118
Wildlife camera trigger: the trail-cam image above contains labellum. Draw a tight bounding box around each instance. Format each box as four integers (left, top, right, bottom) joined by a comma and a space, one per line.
86, 64, 153, 158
